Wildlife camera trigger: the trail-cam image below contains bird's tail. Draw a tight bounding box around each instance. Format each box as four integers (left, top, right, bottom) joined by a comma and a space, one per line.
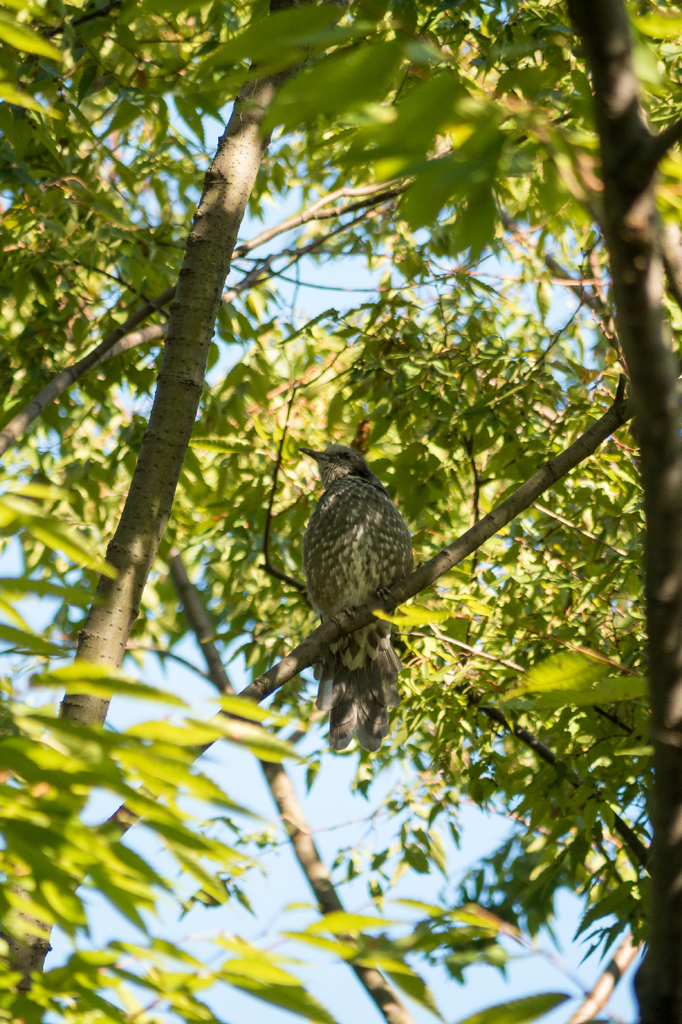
314, 623, 402, 751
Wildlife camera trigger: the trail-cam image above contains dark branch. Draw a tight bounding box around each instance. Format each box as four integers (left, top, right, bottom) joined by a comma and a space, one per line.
261, 390, 308, 596
44, 0, 120, 38
481, 705, 649, 869
241, 391, 632, 705
642, 115, 682, 183
167, 551, 417, 1024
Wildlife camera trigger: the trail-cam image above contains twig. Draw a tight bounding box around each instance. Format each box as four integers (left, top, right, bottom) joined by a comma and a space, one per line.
166, 551, 418, 1024
232, 182, 406, 257
565, 931, 641, 1023
520, 628, 641, 676
261, 390, 308, 595
124, 644, 212, 681
481, 704, 649, 868
534, 503, 628, 557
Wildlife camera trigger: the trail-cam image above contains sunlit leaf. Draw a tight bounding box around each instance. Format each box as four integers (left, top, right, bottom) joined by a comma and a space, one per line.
453, 993, 569, 1024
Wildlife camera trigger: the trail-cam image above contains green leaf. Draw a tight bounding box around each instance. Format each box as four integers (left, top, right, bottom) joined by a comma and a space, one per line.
631, 8, 682, 38
0, 13, 62, 59
502, 652, 609, 701
386, 968, 444, 1020
219, 694, 296, 725
222, 974, 338, 1024
32, 663, 185, 704
213, 717, 297, 762
453, 993, 569, 1024
202, 5, 343, 72
374, 605, 450, 626
306, 912, 395, 935
189, 438, 254, 453
105, 100, 142, 136
0, 624, 65, 656
265, 40, 405, 131
281, 931, 357, 958
532, 675, 648, 708
0, 83, 57, 115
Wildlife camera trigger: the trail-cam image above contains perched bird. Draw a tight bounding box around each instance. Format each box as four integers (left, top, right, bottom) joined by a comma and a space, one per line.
300, 443, 413, 752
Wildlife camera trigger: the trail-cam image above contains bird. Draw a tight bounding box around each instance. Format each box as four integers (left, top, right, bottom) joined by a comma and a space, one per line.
300, 443, 413, 752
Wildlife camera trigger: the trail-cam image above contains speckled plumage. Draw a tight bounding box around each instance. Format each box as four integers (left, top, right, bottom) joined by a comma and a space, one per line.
301, 444, 413, 751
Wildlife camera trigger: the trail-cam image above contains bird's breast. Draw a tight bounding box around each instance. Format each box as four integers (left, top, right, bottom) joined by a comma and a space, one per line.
303, 481, 413, 617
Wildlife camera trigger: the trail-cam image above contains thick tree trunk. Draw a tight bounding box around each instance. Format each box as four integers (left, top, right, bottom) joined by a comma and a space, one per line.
62, 72, 282, 726
567, 2, 682, 1020
7, 5, 298, 986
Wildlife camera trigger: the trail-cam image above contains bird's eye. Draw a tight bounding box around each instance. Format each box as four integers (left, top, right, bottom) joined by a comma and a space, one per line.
341, 453, 351, 460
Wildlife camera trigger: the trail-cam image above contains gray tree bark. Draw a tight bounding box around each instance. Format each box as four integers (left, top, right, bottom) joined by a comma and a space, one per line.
566, 1, 682, 1020
6, 2, 301, 986
62, 66, 294, 724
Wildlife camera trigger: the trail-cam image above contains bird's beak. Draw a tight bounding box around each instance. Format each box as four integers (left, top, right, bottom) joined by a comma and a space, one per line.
299, 447, 327, 461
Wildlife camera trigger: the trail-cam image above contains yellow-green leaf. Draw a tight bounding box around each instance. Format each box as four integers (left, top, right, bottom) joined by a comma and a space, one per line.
306, 912, 395, 935
0, 13, 62, 59
453, 992, 569, 1024
374, 605, 449, 626
631, 9, 682, 38
532, 675, 648, 708
0, 82, 56, 114
502, 652, 608, 701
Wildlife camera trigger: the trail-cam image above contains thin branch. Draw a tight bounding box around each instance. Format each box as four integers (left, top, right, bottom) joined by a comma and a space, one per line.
262, 391, 308, 595
480, 704, 649, 869
44, 0, 120, 37
565, 931, 641, 1023
1, 197, 383, 461
543, 254, 607, 316
92, 324, 167, 368
502, 211, 608, 316
0, 287, 174, 459
521, 628, 641, 677
166, 551, 418, 1024
125, 644, 212, 681
534, 503, 628, 557
232, 182, 406, 257
239, 391, 632, 707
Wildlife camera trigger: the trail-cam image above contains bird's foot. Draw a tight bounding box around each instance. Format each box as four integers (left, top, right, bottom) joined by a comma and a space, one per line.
376, 587, 394, 610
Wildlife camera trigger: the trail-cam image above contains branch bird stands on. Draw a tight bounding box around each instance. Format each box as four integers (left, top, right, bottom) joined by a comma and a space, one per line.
301, 444, 413, 751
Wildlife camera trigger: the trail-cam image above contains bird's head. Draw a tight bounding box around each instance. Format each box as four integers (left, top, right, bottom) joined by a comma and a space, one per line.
300, 443, 371, 487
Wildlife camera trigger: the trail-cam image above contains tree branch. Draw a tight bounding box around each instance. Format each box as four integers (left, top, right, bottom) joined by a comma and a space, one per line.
167, 551, 418, 1024
232, 182, 406, 258
240, 392, 632, 706
1, 193, 388, 461
481, 705, 649, 869
0, 287, 174, 459
262, 390, 308, 595
565, 931, 641, 1024
566, 0, 682, 1017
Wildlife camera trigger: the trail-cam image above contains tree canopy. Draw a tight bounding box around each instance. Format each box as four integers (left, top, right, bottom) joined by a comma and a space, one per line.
2, 0, 682, 1020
